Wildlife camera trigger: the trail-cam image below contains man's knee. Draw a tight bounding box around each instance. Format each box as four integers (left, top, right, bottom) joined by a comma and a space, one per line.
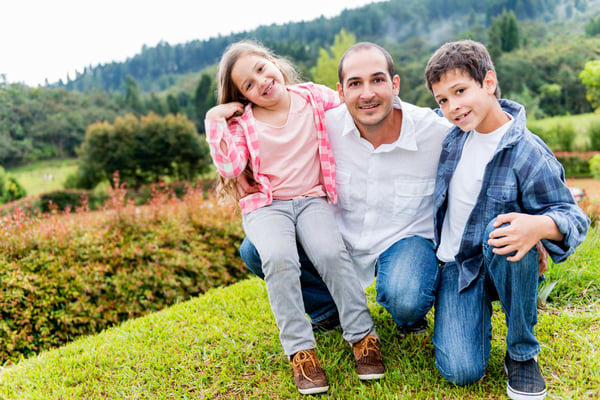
376, 282, 429, 324
240, 237, 264, 279
435, 354, 486, 386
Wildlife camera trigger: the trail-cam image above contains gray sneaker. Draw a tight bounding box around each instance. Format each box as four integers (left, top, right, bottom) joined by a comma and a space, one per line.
504, 352, 547, 400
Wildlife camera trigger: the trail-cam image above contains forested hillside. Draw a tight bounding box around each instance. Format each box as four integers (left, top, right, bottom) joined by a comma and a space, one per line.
1, 0, 600, 168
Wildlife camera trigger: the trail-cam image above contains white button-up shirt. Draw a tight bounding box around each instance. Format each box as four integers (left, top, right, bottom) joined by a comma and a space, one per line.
326, 97, 451, 288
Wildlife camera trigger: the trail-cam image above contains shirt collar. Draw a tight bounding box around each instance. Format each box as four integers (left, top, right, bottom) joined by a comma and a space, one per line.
341, 97, 418, 151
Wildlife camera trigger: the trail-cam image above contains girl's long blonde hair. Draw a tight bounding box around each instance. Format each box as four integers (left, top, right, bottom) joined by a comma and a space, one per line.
214, 40, 301, 206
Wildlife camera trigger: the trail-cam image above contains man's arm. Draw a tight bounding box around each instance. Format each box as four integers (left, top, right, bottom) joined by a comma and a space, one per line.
235, 171, 259, 200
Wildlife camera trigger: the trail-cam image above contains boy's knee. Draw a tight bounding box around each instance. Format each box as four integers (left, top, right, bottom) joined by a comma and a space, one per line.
483, 217, 502, 242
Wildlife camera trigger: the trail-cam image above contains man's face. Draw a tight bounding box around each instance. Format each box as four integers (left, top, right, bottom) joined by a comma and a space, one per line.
337, 48, 399, 133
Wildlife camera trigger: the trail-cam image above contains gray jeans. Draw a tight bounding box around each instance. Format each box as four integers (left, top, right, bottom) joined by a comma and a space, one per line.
242, 196, 374, 356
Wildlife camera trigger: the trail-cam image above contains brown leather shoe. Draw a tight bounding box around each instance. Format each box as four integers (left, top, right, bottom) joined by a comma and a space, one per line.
353, 335, 385, 380
290, 349, 329, 395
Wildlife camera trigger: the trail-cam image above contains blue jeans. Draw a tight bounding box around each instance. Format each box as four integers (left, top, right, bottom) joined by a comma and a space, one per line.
433, 218, 541, 386
242, 197, 373, 356
241, 233, 439, 329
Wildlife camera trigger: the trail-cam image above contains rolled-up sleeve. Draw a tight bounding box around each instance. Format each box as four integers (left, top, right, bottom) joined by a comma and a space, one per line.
204, 118, 249, 177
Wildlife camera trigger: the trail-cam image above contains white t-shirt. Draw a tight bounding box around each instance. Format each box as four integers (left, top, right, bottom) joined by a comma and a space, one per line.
436, 117, 514, 263
326, 98, 451, 288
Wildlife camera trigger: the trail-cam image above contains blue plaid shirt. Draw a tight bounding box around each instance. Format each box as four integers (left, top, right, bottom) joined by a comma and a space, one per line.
433, 99, 590, 291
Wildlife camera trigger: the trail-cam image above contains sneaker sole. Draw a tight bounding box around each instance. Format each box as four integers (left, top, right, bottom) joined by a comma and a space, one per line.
504, 364, 547, 400
357, 372, 385, 380
506, 386, 547, 400
298, 385, 329, 395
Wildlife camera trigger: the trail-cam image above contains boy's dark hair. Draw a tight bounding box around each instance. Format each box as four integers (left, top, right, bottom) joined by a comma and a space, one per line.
425, 40, 501, 99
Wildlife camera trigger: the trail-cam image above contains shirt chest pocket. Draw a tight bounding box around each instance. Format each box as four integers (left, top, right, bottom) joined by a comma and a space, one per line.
335, 170, 354, 210
393, 179, 436, 220
485, 185, 519, 215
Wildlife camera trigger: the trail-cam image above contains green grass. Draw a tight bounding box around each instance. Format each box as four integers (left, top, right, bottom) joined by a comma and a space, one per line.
1, 230, 599, 399
528, 112, 600, 132
7, 159, 78, 197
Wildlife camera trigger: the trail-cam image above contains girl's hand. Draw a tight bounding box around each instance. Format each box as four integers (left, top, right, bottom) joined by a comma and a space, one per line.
205, 102, 245, 120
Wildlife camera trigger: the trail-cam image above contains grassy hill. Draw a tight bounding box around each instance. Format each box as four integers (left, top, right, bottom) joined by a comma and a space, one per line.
1, 229, 598, 399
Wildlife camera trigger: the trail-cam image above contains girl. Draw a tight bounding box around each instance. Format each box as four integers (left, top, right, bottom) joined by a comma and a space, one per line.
204, 41, 384, 395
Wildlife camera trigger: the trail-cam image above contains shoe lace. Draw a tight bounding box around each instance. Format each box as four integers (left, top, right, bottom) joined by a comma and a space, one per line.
356, 336, 381, 361
292, 350, 318, 382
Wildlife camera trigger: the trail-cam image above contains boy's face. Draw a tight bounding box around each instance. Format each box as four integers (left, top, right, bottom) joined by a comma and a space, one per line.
430, 68, 500, 133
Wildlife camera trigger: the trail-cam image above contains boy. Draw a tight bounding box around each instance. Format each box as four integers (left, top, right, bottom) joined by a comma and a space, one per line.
424, 40, 590, 400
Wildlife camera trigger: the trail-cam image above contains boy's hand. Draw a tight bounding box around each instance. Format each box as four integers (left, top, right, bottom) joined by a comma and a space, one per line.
205, 102, 244, 120
488, 213, 562, 262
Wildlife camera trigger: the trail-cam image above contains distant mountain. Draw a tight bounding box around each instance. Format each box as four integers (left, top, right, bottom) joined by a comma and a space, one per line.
57, 0, 587, 93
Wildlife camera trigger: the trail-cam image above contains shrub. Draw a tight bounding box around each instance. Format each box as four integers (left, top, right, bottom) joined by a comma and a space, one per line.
554, 151, 600, 177
40, 189, 109, 213
590, 154, 600, 179
0, 183, 246, 364
590, 120, 600, 151
0, 167, 27, 204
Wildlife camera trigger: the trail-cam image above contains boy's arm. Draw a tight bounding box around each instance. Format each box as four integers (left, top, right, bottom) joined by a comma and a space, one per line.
487, 213, 563, 262
488, 155, 589, 263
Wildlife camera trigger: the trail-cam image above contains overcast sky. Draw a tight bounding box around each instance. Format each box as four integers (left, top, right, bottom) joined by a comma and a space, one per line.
1, 0, 379, 86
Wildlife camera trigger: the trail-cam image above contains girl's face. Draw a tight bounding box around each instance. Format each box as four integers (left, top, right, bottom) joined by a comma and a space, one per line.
231, 54, 287, 109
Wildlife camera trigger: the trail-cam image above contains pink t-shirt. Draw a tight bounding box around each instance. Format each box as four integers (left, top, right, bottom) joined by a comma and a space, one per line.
256, 92, 326, 200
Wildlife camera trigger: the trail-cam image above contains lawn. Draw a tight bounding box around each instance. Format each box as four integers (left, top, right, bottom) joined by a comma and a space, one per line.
0, 227, 598, 399
7, 159, 78, 197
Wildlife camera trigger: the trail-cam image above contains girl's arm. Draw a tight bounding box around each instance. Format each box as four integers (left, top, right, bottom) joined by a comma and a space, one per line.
307, 83, 341, 111
204, 102, 250, 178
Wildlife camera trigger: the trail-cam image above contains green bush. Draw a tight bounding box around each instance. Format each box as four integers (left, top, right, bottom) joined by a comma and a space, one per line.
590, 120, 600, 150
554, 151, 599, 177
0, 167, 27, 204
0, 187, 247, 364
590, 154, 600, 179
39, 190, 109, 213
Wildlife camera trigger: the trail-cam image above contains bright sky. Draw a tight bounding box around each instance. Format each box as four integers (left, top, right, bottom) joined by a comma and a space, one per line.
1, 0, 378, 87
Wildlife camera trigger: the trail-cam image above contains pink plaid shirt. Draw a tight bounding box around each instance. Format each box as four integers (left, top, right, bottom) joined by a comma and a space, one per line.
205, 82, 340, 214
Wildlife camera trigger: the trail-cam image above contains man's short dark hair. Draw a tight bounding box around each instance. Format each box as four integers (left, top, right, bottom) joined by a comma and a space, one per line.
338, 42, 396, 85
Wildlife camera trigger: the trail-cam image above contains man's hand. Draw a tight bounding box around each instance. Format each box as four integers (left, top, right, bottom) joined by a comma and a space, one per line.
536, 241, 549, 277
488, 213, 562, 262
236, 170, 259, 200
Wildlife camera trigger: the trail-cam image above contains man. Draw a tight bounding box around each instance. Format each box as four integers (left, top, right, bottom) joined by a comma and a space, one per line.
239, 42, 452, 336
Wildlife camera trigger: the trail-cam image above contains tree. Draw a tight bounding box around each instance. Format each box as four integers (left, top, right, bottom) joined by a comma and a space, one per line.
75, 112, 211, 189
488, 10, 520, 56
310, 29, 356, 89
193, 73, 214, 129
580, 60, 600, 111
166, 94, 180, 114
585, 16, 600, 37
124, 75, 144, 114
